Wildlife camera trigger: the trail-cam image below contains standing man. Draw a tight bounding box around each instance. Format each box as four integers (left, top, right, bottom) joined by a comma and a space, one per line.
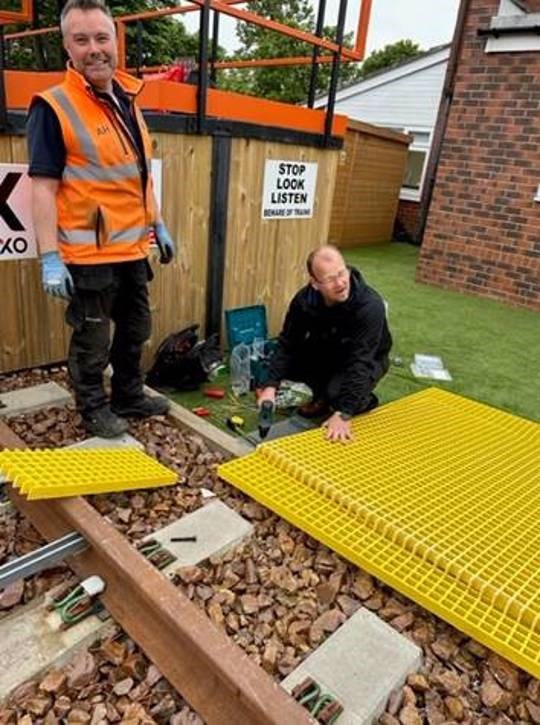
258, 245, 392, 443
27, 0, 176, 438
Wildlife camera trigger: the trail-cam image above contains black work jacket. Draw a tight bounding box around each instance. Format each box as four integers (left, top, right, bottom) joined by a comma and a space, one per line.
267, 267, 392, 414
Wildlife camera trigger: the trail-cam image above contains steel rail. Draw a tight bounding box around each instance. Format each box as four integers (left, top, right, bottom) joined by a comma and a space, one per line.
0, 531, 87, 589
130, 54, 357, 75
0, 420, 313, 725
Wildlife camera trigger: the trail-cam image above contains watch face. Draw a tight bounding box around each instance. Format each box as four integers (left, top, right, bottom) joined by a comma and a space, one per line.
338, 412, 351, 421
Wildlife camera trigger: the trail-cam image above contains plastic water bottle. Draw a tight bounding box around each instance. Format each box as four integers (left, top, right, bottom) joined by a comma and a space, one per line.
230, 343, 251, 395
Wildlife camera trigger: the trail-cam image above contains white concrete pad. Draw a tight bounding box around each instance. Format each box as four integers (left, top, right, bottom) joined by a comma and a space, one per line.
282, 608, 422, 725
0, 598, 112, 702
146, 499, 253, 572
69, 433, 144, 450
0, 383, 72, 418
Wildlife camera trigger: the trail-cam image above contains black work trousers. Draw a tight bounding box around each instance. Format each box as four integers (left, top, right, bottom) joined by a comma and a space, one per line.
287, 354, 389, 414
65, 260, 152, 417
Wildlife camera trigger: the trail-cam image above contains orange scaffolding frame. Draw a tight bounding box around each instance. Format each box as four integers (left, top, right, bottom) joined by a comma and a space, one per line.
1, 0, 369, 142
3, 0, 372, 70
0, 0, 32, 26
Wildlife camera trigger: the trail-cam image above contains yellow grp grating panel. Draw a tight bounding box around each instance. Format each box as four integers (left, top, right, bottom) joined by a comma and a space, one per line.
218, 388, 540, 677
0, 447, 178, 499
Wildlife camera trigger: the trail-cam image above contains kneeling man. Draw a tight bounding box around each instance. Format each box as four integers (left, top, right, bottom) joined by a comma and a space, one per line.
258, 245, 392, 442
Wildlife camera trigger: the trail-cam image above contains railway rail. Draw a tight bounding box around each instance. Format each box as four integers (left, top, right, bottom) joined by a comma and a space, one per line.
0, 418, 313, 725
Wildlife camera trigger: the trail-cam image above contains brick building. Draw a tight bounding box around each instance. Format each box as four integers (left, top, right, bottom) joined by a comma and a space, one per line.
417, 0, 540, 310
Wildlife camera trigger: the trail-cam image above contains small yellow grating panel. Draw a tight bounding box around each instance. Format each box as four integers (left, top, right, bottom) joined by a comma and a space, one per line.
0, 447, 178, 499
218, 388, 540, 677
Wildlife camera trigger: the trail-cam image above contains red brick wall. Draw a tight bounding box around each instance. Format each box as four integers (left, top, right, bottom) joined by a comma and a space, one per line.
417, 0, 540, 309
395, 199, 420, 239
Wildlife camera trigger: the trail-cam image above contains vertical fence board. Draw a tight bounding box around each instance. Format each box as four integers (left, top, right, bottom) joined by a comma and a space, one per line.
3, 121, 405, 372
144, 132, 212, 369
0, 135, 24, 373
9, 136, 70, 369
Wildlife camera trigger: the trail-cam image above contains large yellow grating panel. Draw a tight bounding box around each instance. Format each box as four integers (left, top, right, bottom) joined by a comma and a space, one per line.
218, 388, 540, 677
0, 447, 178, 499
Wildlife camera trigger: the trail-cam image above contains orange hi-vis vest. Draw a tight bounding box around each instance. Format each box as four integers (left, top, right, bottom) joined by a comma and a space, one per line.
37, 65, 157, 265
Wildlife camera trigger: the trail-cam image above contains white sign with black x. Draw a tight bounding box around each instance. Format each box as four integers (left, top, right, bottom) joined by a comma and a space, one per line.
0, 163, 37, 262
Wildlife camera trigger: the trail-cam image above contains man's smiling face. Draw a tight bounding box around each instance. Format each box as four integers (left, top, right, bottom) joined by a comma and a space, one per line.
63, 8, 117, 93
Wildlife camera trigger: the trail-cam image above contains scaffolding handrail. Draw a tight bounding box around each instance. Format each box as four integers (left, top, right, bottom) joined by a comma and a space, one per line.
0, 0, 32, 25
4, 0, 370, 68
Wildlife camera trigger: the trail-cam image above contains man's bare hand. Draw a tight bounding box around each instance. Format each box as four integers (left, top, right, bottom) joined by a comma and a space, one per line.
322, 412, 353, 443
257, 386, 276, 407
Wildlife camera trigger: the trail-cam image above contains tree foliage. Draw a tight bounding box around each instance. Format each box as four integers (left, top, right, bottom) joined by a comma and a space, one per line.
4, 0, 199, 71
359, 39, 421, 78
219, 0, 363, 104
4, 0, 422, 107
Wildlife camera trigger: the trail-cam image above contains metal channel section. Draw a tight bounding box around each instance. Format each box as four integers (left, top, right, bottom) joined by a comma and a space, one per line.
0, 531, 87, 590
0, 420, 313, 725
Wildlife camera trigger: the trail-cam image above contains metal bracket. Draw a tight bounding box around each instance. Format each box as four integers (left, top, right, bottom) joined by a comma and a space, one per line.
0, 532, 88, 590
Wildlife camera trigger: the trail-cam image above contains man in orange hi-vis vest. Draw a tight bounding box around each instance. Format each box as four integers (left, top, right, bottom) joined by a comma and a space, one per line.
27, 0, 175, 439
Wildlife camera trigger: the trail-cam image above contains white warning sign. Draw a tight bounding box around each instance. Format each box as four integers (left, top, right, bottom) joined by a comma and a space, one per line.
262, 160, 318, 220
0, 163, 37, 261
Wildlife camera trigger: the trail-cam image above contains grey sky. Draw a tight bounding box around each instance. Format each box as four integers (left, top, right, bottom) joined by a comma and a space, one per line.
181, 1, 460, 55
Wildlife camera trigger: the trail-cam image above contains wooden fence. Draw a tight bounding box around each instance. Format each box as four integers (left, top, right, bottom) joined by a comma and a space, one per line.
1, 107, 409, 375
328, 120, 410, 248
0, 128, 338, 373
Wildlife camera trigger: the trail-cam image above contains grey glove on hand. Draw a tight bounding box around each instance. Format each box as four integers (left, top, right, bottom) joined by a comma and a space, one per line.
40, 251, 73, 300
154, 221, 175, 264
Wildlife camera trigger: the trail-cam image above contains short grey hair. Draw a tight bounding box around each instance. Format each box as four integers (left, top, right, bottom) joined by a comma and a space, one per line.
60, 0, 113, 37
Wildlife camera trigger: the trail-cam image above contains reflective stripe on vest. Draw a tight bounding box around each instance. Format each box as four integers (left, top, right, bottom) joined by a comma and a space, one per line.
51, 87, 141, 184
59, 225, 150, 245
35, 66, 156, 264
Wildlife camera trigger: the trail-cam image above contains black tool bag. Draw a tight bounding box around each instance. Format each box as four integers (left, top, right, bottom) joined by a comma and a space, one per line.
146, 324, 222, 390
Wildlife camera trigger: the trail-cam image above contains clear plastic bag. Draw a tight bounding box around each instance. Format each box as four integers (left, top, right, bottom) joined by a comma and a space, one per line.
230, 343, 251, 395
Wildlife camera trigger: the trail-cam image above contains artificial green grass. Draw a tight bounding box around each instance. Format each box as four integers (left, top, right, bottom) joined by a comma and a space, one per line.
345, 242, 539, 423
168, 241, 539, 427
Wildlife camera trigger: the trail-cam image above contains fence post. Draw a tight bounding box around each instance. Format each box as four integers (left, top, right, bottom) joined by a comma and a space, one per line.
307, 0, 327, 109
205, 133, 232, 340
197, 0, 210, 134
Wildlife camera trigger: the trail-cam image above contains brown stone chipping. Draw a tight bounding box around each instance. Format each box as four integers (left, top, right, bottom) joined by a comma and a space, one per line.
0, 366, 538, 723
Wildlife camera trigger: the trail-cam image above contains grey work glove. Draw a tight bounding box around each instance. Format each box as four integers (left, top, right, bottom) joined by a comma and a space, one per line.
154, 221, 175, 264
40, 251, 73, 300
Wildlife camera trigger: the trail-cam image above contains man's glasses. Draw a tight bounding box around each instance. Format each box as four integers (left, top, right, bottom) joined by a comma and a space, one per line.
315, 267, 349, 286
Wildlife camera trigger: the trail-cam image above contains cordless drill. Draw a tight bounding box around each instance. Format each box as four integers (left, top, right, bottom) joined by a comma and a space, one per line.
258, 400, 274, 440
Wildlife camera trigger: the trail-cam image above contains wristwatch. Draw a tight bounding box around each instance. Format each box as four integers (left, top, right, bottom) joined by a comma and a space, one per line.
336, 411, 352, 421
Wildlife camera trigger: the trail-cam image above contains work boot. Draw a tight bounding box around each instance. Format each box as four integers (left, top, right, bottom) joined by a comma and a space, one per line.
83, 406, 129, 438
297, 398, 330, 419
111, 394, 170, 419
